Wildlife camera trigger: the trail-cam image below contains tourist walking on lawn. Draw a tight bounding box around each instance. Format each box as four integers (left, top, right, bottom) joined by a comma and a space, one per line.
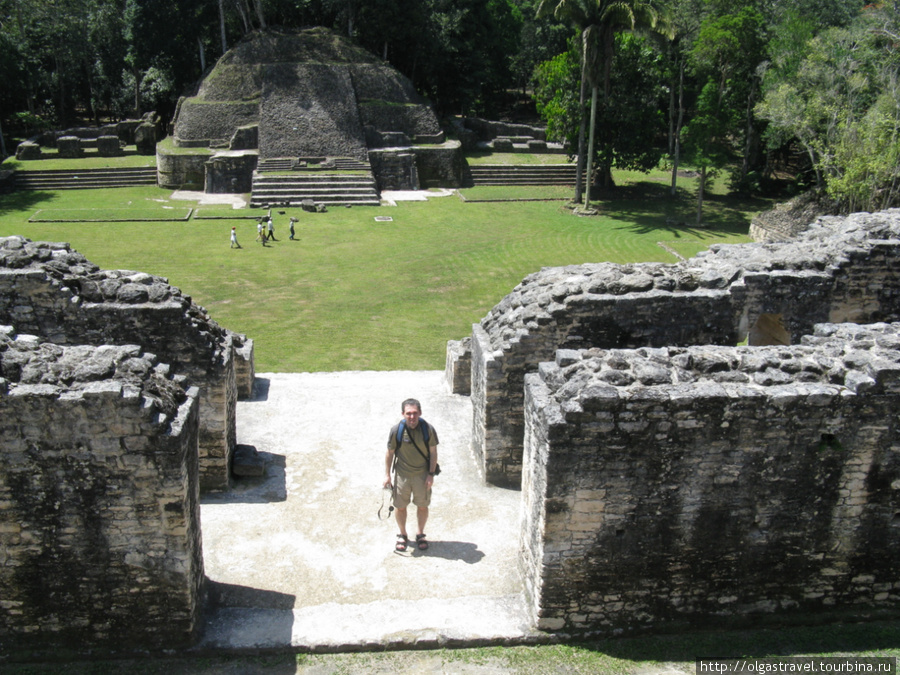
383, 398, 439, 552
230, 226, 241, 249
289, 217, 297, 240
256, 220, 267, 246
266, 215, 276, 241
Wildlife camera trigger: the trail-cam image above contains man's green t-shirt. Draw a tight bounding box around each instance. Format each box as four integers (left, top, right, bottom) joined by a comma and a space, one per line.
388, 421, 439, 478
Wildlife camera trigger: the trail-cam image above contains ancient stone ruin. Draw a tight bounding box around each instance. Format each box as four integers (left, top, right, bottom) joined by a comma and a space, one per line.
522, 322, 900, 633
0, 237, 254, 492
15, 113, 164, 160
449, 209, 900, 487
0, 330, 204, 652
158, 27, 463, 200
0, 236, 255, 652
448, 208, 900, 633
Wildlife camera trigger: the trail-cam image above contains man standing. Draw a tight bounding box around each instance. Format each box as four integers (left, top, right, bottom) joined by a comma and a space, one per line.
266, 215, 276, 241
383, 398, 438, 552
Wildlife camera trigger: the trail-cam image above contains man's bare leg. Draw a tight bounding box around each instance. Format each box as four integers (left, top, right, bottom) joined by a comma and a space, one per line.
416, 506, 428, 536
395, 506, 408, 537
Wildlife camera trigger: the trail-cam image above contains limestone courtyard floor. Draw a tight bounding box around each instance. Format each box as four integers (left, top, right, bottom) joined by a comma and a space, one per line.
197, 370, 539, 651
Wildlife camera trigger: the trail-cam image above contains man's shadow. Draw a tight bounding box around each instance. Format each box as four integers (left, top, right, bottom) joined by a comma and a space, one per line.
412, 541, 485, 563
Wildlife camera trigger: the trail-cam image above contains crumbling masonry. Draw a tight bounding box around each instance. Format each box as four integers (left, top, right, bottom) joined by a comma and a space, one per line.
0, 236, 253, 653
447, 208, 900, 634
449, 210, 900, 487
0, 237, 254, 491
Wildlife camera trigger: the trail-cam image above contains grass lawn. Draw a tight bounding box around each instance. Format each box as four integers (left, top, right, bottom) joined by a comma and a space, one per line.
0, 166, 764, 373
465, 150, 572, 165
2, 147, 157, 170
6, 619, 899, 673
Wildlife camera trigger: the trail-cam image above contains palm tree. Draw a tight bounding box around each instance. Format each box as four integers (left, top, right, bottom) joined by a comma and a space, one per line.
538, 0, 673, 210
537, 0, 594, 204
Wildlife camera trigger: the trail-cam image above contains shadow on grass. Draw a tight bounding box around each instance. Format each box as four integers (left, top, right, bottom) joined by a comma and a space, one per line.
574, 619, 900, 662
591, 181, 777, 240
0, 190, 58, 219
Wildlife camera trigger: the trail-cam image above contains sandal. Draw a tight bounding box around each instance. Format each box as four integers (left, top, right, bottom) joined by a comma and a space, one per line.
395, 534, 408, 552
415, 534, 429, 550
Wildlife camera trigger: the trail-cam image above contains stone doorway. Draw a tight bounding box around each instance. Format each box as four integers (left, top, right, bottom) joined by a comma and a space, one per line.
196, 371, 533, 650
748, 313, 791, 346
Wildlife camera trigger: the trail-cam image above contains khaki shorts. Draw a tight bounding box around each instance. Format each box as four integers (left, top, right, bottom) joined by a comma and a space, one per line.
392, 472, 431, 509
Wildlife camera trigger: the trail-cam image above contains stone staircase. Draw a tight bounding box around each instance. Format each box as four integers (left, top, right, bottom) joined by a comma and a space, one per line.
468, 164, 581, 186
251, 157, 381, 208
12, 167, 157, 190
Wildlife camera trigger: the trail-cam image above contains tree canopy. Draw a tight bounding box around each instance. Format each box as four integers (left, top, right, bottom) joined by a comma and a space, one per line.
1, 0, 897, 215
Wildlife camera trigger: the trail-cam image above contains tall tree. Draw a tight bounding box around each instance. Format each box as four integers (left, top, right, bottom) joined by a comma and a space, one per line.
683, 5, 765, 223
538, 0, 671, 209
536, 0, 594, 204
664, 0, 706, 197
534, 31, 667, 179
757, 1, 900, 211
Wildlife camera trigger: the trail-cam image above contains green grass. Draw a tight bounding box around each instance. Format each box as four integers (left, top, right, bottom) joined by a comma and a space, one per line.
466, 151, 572, 164
193, 206, 260, 219
2, 147, 157, 171
29, 206, 193, 222
459, 184, 573, 201
0, 166, 764, 373
5, 620, 900, 673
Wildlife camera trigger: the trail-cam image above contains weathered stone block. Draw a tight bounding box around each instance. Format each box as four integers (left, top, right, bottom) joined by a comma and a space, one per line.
57, 136, 83, 158
15, 141, 41, 161
135, 122, 157, 155
96, 135, 122, 157
520, 324, 900, 635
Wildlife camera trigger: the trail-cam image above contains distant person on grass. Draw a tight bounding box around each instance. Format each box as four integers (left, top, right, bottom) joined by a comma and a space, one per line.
230, 226, 241, 249
256, 220, 267, 246
267, 215, 276, 241
383, 398, 438, 552
289, 217, 297, 240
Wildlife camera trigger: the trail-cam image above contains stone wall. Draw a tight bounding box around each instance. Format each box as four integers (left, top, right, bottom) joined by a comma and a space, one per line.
368, 149, 419, 190
205, 151, 258, 193
156, 139, 211, 189
464, 117, 546, 142
749, 192, 837, 243
0, 328, 204, 654
454, 209, 900, 486
367, 141, 466, 191
412, 141, 465, 189
521, 322, 900, 635
0, 236, 254, 491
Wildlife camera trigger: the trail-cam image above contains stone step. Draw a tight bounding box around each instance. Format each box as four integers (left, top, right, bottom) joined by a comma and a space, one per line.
253, 186, 379, 196
249, 197, 381, 208
258, 157, 371, 172
14, 167, 157, 190
252, 158, 380, 207
468, 164, 582, 186
254, 174, 377, 185
469, 178, 580, 184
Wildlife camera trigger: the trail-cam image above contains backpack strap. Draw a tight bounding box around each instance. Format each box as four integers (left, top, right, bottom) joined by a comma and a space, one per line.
396, 419, 430, 446
396, 419, 431, 464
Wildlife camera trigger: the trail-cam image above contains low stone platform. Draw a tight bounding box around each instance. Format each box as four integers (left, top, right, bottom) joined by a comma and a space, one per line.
197, 370, 539, 652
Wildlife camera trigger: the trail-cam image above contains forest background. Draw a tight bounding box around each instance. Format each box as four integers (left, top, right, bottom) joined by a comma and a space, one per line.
0, 0, 898, 215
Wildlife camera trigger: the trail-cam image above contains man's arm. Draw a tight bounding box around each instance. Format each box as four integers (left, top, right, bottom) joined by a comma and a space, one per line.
384, 446, 395, 488
425, 444, 437, 488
